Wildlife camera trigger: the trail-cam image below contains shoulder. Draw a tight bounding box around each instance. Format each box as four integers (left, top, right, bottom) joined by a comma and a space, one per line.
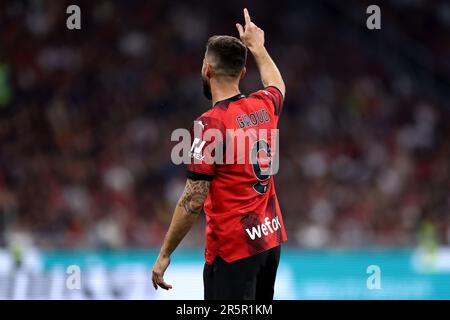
191, 108, 226, 133
249, 86, 284, 101
249, 86, 284, 115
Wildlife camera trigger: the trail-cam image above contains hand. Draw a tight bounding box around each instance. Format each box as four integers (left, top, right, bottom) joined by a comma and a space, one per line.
236, 8, 265, 51
152, 254, 172, 290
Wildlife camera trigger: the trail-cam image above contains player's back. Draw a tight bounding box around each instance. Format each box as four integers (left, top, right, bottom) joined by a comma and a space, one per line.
187, 86, 287, 264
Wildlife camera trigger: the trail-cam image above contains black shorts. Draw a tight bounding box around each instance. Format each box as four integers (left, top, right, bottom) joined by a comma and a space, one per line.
203, 245, 281, 300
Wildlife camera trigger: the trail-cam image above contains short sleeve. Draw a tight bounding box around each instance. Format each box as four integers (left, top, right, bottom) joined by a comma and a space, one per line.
250, 86, 284, 116
264, 86, 284, 115
186, 115, 225, 181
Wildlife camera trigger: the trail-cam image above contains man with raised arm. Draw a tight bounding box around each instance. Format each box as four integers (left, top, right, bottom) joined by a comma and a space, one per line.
152, 8, 287, 300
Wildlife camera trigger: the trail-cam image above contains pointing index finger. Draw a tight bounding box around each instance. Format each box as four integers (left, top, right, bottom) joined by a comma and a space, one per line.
244, 8, 251, 25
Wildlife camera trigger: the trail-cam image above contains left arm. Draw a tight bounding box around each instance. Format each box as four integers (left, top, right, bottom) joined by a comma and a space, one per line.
152, 178, 210, 290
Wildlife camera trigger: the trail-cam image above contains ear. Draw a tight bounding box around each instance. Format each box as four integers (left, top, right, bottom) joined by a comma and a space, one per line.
205, 63, 213, 79
240, 67, 247, 80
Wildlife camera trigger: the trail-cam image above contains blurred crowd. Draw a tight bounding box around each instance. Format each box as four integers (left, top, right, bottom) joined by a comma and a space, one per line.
0, 0, 449, 250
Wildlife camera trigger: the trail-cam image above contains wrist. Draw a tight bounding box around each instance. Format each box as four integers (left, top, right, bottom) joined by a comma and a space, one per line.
159, 250, 171, 258
248, 45, 266, 56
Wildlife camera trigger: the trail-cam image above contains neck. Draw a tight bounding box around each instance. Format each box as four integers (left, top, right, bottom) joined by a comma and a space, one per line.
210, 79, 241, 106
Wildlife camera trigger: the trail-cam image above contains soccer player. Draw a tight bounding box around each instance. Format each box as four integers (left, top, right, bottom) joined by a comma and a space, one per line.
152, 8, 287, 300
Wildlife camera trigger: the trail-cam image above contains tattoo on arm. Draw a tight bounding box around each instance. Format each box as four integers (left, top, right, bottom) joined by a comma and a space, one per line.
178, 179, 210, 215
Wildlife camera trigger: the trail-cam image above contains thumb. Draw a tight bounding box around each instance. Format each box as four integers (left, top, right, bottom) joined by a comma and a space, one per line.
236, 23, 244, 37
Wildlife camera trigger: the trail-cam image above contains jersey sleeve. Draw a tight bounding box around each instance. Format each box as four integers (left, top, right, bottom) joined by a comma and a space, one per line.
250, 86, 284, 116
186, 115, 225, 181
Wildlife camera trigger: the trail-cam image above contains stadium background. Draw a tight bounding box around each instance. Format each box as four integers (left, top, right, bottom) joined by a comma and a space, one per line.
0, 0, 449, 299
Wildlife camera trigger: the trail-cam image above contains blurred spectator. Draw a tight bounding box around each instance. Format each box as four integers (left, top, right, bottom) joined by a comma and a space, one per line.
0, 0, 449, 249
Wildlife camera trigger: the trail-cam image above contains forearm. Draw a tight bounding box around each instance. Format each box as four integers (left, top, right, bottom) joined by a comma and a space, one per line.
159, 179, 210, 257
250, 46, 285, 96
159, 205, 198, 257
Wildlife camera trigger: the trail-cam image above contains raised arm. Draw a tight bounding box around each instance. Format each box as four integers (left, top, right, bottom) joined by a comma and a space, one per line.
236, 8, 285, 98
152, 178, 210, 290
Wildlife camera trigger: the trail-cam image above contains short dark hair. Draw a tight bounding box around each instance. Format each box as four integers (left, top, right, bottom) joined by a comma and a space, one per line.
206, 35, 247, 78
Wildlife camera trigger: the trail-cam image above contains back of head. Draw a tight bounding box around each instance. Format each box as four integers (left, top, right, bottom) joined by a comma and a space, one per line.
206, 35, 247, 79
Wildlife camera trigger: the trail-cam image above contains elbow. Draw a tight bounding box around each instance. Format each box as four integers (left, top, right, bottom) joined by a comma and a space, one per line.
180, 194, 206, 215
180, 179, 210, 215
186, 194, 206, 214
